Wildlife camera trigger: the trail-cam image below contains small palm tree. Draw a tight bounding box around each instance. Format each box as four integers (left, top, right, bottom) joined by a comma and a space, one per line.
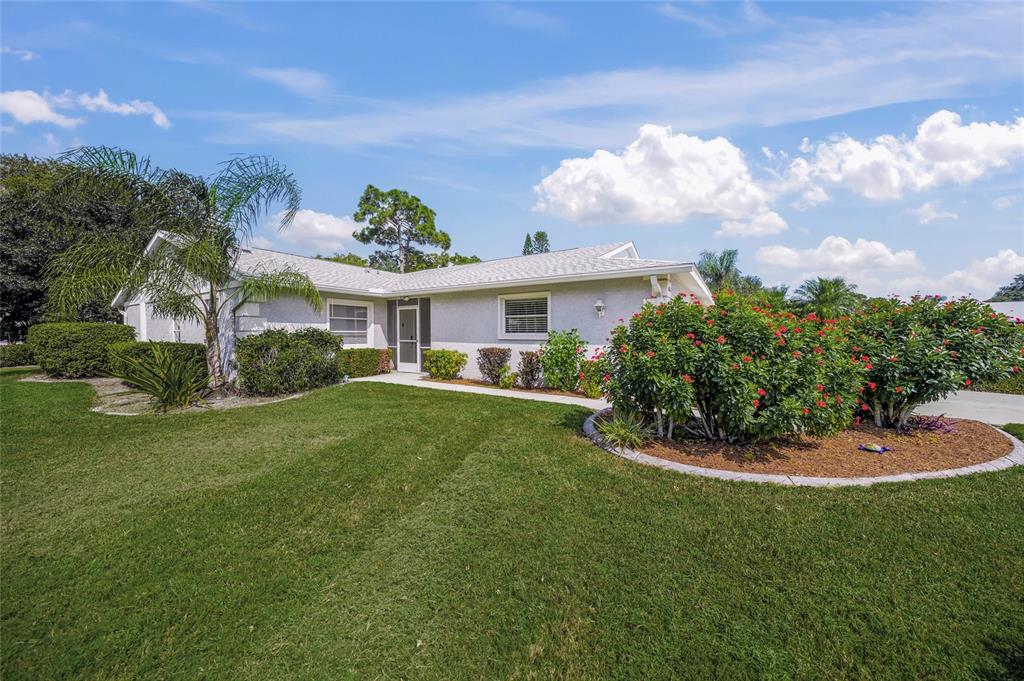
47, 147, 322, 391
794, 277, 864, 319
697, 249, 741, 293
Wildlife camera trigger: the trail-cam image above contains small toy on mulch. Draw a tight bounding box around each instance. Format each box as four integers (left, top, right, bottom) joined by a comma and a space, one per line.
858, 443, 892, 454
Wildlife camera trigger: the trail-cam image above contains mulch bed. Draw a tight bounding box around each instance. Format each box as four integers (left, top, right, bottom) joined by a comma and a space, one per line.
428, 377, 592, 399
639, 419, 1012, 477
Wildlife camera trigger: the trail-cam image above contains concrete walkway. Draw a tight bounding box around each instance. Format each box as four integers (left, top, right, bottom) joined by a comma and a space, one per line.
349, 371, 609, 410
914, 391, 1024, 425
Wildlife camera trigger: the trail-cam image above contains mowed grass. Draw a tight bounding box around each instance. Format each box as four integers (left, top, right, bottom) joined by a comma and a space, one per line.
2, 368, 1024, 680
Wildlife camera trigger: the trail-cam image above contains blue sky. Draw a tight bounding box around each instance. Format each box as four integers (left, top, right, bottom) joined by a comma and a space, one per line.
2, 1, 1022, 298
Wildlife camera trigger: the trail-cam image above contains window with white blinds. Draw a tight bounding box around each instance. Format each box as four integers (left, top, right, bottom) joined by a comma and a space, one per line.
501, 295, 549, 337
328, 302, 370, 345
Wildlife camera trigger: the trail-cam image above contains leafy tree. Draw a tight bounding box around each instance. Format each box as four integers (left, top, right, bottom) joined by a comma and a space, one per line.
353, 185, 451, 273
988, 274, 1024, 302
521, 230, 550, 255
794, 277, 865, 319
317, 252, 368, 267
0, 154, 154, 340
696, 249, 741, 293
47, 147, 321, 391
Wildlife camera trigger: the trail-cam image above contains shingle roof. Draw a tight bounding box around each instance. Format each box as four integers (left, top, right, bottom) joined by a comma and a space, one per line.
235, 241, 695, 296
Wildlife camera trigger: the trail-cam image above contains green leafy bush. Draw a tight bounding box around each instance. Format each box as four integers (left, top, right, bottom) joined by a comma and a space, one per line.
607, 291, 864, 443
597, 411, 654, 452
422, 349, 468, 380
26, 322, 135, 377
477, 347, 511, 385
235, 328, 342, 396
578, 353, 609, 399
338, 348, 392, 378
969, 371, 1024, 395
517, 351, 542, 389
852, 297, 1024, 428
0, 343, 34, 367
108, 341, 206, 379
498, 369, 519, 390
114, 342, 209, 411
540, 329, 586, 391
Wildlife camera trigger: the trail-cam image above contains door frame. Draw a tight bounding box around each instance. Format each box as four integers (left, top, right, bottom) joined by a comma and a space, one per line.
396, 304, 420, 372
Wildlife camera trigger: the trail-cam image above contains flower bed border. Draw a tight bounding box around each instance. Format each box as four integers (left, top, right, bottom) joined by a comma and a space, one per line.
582, 408, 1024, 487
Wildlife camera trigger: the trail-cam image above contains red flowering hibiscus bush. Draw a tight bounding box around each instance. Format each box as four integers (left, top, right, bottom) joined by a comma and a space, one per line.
851, 296, 1024, 429
607, 291, 864, 443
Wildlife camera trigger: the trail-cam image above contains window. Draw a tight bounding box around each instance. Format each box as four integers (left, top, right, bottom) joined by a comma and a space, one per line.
498, 293, 549, 339
328, 300, 371, 346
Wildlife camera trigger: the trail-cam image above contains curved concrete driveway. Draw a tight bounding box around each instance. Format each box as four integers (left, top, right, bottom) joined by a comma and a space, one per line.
914, 391, 1024, 425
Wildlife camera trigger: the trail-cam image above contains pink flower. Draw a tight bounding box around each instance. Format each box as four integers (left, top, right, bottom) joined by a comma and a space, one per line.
742, 355, 752, 363
682, 374, 693, 384
716, 335, 726, 344
753, 399, 760, 408
646, 350, 655, 358
757, 388, 766, 396
964, 378, 971, 386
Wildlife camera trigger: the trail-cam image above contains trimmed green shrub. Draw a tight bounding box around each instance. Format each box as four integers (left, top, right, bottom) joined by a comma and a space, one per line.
852, 296, 1024, 428
235, 328, 342, 396
423, 349, 467, 380
607, 291, 864, 443
0, 343, 35, 367
477, 347, 511, 385
517, 351, 542, 389
540, 329, 586, 391
108, 341, 206, 379
114, 342, 209, 411
498, 369, 519, 390
338, 348, 392, 378
27, 322, 135, 377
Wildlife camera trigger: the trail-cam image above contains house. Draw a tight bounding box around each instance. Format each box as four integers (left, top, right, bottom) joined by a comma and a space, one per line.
118, 240, 713, 379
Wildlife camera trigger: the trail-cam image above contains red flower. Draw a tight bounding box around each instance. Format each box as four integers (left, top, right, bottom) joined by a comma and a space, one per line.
816, 383, 824, 391
686, 332, 696, 339
706, 319, 715, 326
1014, 367, 1021, 374
964, 378, 971, 386
619, 344, 628, 353
802, 407, 810, 415
716, 335, 726, 344
894, 386, 903, 393
816, 400, 826, 408
860, 354, 869, 362
861, 404, 869, 411
578, 371, 586, 380
655, 309, 663, 315
867, 381, 876, 390
855, 416, 862, 425
646, 350, 655, 358
793, 327, 802, 333
791, 350, 802, 358
778, 338, 787, 346
730, 363, 740, 369
864, 363, 873, 370
742, 355, 752, 363
836, 396, 843, 405
813, 347, 823, 355
694, 340, 702, 346
757, 388, 766, 396
682, 374, 693, 383
753, 399, 760, 408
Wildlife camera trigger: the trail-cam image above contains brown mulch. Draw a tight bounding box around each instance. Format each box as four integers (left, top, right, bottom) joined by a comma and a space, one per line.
427, 377, 590, 399
639, 419, 1012, 477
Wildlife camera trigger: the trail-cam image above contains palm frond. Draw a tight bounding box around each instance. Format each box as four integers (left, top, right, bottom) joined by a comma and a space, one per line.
227, 267, 322, 314
211, 155, 302, 237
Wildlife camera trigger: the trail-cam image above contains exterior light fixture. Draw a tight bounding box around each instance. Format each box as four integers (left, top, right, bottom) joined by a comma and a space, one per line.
594, 299, 606, 318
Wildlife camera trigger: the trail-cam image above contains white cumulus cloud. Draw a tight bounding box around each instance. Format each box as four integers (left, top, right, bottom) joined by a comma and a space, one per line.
75, 89, 170, 129
0, 90, 82, 128
716, 211, 788, 237
909, 200, 958, 224
756, 235, 920, 272
783, 110, 1024, 202
273, 209, 362, 254
533, 124, 772, 229
890, 249, 1024, 299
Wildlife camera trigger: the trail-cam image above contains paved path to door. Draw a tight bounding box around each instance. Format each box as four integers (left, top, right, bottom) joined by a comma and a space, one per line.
349, 371, 609, 410
914, 391, 1024, 425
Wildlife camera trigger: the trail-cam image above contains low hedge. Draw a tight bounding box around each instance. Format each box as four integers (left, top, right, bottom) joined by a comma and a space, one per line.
235, 328, 342, 396
423, 349, 468, 380
108, 341, 207, 379
338, 348, 392, 378
0, 343, 35, 367
27, 322, 135, 377
969, 371, 1024, 395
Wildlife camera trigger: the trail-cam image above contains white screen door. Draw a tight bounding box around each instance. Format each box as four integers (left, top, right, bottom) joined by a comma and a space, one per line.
397, 307, 419, 372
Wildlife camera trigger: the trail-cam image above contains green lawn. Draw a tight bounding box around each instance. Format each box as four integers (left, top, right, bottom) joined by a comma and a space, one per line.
3, 367, 1023, 680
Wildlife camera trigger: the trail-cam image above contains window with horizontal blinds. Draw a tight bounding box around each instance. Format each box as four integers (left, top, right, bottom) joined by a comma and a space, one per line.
503, 297, 548, 334
329, 303, 369, 344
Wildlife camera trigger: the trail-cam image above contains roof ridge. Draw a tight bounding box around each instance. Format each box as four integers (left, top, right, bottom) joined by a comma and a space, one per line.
398, 241, 633, 277
243, 246, 399, 277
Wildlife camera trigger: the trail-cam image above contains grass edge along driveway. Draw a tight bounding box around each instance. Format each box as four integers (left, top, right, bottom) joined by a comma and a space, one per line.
2, 367, 1023, 680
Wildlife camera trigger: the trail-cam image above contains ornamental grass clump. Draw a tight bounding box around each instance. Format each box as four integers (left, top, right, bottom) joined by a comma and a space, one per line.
851, 296, 1024, 429
606, 291, 864, 443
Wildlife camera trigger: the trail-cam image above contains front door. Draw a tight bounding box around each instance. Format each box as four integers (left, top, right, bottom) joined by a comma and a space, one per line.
397, 306, 419, 372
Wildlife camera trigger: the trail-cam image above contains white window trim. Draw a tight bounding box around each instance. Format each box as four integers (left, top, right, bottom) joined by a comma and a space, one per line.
327, 298, 374, 348
497, 291, 550, 341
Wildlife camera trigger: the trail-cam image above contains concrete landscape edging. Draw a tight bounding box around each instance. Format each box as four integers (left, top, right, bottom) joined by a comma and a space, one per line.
582, 408, 1024, 487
